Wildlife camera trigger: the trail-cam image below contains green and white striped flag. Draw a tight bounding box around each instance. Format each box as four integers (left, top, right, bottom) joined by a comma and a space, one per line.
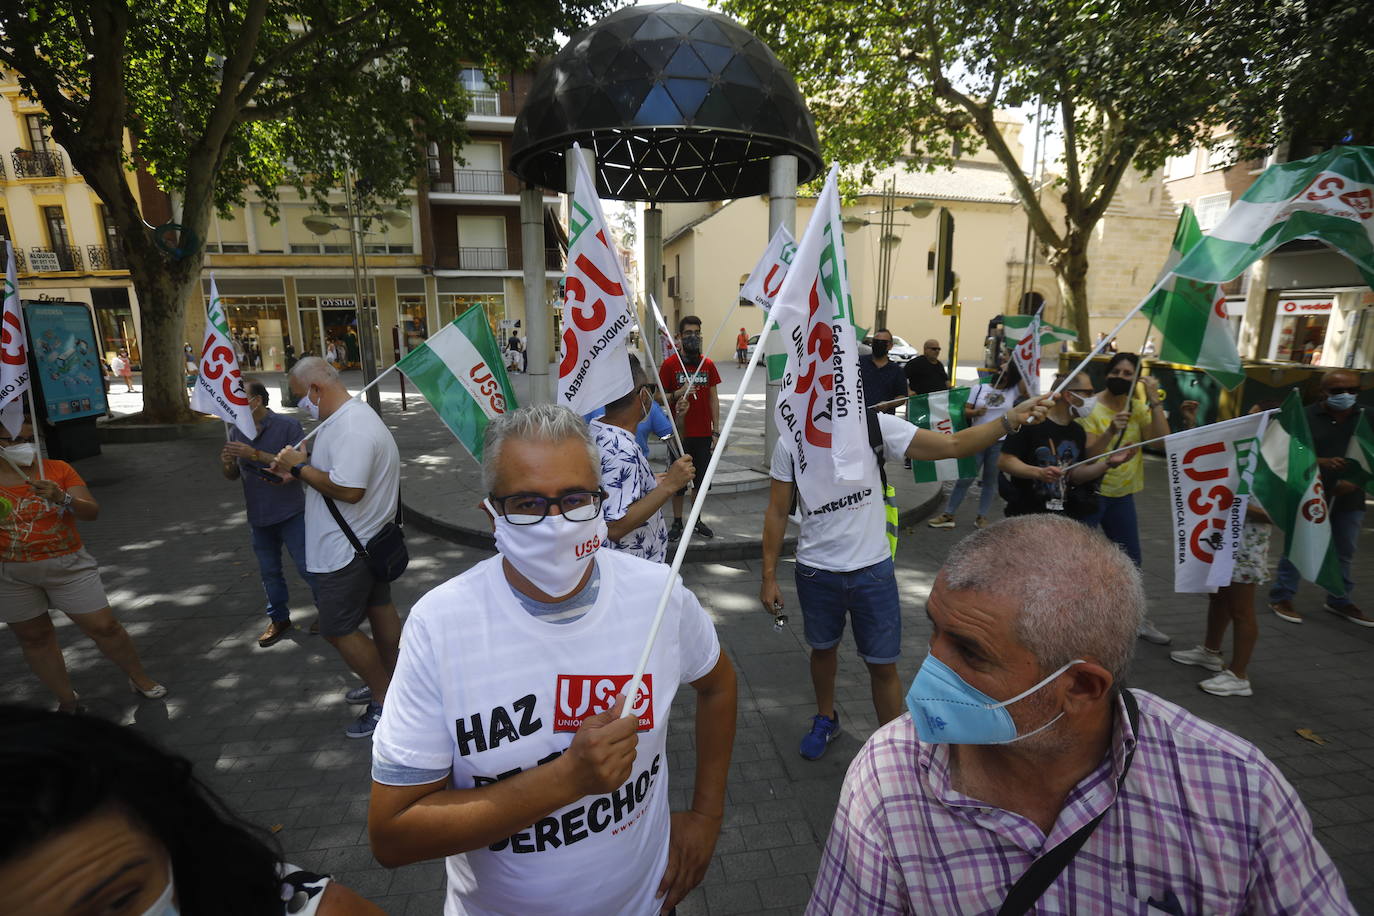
397, 304, 516, 461
1173, 145, 1374, 288
906, 388, 978, 482
1251, 391, 1345, 596
1341, 410, 1374, 495
1141, 206, 1246, 389
1002, 313, 1076, 346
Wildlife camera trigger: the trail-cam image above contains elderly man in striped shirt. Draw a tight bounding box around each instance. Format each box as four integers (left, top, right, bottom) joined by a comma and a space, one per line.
811, 514, 1353, 915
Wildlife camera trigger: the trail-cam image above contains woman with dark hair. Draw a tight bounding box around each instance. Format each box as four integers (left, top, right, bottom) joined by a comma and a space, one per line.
0, 706, 384, 915
1076, 352, 1174, 644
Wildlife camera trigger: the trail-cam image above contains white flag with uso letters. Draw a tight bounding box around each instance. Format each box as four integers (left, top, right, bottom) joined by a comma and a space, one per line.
1, 241, 30, 438
739, 224, 797, 311
190, 276, 256, 440
1163, 412, 1268, 593
557, 146, 635, 415
770, 165, 868, 509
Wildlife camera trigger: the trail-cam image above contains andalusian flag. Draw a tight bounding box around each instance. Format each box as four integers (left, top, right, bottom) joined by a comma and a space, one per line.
397, 304, 516, 461
1173, 145, 1374, 288
1002, 313, 1075, 347
1341, 411, 1374, 495
1141, 206, 1245, 389
906, 388, 977, 482
1250, 391, 1345, 595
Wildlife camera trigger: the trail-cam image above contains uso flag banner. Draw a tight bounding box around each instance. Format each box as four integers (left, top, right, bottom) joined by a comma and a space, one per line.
397, 304, 516, 462
1163, 412, 1268, 593
770, 165, 868, 509
739, 224, 797, 311
1, 241, 30, 438
1009, 305, 1044, 396
906, 388, 977, 482
558, 146, 634, 415
191, 276, 255, 440
1251, 391, 1345, 595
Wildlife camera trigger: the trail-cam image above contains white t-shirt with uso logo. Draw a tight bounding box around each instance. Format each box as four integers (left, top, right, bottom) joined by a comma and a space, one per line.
373, 549, 720, 915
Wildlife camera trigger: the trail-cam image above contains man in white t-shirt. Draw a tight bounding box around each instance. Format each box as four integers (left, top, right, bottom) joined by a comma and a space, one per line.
369, 404, 737, 915
272, 357, 403, 740
591, 354, 694, 563
760, 393, 1051, 761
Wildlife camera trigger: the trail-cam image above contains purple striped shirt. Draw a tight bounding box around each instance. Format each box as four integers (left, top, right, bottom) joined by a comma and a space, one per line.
810, 690, 1352, 915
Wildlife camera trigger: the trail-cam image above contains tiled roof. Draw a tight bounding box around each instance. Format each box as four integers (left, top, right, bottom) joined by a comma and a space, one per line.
854, 160, 1019, 204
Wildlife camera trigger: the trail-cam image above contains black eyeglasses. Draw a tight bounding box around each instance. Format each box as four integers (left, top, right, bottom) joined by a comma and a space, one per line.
489, 490, 608, 525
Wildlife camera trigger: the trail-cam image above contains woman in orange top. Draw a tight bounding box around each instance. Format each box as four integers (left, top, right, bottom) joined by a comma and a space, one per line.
0, 415, 163, 712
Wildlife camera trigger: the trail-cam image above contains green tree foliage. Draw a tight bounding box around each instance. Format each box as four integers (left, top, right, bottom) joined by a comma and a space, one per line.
1, 0, 605, 421
720, 0, 1327, 342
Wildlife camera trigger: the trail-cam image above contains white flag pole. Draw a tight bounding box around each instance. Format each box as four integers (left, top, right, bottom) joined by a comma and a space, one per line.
700, 298, 744, 374
635, 298, 685, 456
1060, 409, 1277, 473
1052, 275, 1170, 397
619, 308, 778, 719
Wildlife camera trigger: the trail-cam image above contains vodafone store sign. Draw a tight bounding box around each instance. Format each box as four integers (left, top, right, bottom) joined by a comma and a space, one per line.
1279, 298, 1334, 314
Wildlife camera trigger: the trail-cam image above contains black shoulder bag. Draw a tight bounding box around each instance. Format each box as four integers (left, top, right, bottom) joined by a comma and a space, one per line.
996, 688, 1141, 916
322, 495, 409, 582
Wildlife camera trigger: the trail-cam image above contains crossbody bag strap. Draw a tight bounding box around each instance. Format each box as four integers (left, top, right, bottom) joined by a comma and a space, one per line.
996, 689, 1141, 916
866, 408, 888, 491
322, 494, 368, 556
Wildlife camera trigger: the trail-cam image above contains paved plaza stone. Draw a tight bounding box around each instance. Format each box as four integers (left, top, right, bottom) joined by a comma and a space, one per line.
2, 374, 1372, 914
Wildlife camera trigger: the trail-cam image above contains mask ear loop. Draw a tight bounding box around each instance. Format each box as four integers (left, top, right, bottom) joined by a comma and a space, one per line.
986, 658, 1085, 711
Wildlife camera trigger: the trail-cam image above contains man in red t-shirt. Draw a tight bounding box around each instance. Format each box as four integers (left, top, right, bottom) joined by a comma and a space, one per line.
659, 315, 721, 540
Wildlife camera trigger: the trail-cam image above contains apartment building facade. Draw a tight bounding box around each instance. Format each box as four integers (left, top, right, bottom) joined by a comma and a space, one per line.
0, 67, 154, 366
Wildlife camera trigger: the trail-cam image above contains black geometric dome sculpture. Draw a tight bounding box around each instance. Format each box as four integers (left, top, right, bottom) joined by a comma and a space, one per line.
510, 3, 822, 202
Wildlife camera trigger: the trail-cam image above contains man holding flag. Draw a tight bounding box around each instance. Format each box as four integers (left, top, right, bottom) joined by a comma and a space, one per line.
1266, 370, 1374, 627
759, 164, 1050, 760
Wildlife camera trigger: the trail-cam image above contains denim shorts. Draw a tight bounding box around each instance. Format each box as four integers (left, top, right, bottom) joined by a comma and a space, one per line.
793, 556, 901, 664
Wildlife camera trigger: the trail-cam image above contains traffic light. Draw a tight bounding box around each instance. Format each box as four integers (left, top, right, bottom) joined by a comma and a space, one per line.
932, 209, 955, 309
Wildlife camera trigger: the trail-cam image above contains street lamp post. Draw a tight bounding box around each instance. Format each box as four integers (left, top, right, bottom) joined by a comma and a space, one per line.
841, 195, 934, 332
302, 177, 409, 413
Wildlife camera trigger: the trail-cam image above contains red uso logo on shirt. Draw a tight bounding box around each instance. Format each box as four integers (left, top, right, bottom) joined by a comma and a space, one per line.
554, 674, 653, 732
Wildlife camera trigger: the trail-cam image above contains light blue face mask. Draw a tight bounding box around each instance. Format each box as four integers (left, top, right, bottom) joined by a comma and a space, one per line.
1327, 392, 1358, 411
906, 654, 1083, 745
138, 862, 178, 916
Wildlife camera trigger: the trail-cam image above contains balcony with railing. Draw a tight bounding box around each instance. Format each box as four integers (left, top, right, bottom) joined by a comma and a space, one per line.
429, 168, 508, 195
86, 244, 129, 270
433, 245, 566, 272
29, 246, 82, 272
469, 90, 500, 116
11, 148, 65, 179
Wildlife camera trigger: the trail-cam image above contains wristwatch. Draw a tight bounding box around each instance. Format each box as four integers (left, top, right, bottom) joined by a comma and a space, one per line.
61, 490, 74, 508
289, 463, 305, 478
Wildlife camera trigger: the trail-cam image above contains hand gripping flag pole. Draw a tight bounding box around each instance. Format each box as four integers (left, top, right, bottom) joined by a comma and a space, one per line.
618, 310, 780, 718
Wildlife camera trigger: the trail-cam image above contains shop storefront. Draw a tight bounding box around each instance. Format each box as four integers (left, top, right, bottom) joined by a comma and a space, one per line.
91, 287, 140, 366
1268, 296, 1333, 364
437, 277, 505, 341
217, 296, 290, 372
296, 295, 373, 369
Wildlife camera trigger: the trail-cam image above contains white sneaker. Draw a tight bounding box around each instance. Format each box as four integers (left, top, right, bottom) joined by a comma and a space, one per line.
928, 513, 956, 529
1169, 645, 1223, 672
1199, 669, 1252, 697
1137, 619, 1171, 645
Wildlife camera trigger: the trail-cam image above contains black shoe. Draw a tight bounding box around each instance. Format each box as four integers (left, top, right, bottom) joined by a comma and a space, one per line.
668, 519, 684, 541
694, 520, 714, 539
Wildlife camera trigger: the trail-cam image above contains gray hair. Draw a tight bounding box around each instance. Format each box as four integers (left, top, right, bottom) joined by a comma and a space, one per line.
289, 356, 340, 388
939, 515, 1144, 687
481, 404, 600, 493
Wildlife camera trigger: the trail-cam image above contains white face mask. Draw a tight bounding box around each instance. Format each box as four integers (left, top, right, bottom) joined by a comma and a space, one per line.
1, 443, 37, 467
489, 501, 606, 598
297, 390, 319, 420
1069, 395, 1098, 419
138, 862, 178, 916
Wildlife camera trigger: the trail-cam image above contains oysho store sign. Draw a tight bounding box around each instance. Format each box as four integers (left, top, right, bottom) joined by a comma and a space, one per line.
1278, 298, 1333, 315
319, 297, 356, 308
